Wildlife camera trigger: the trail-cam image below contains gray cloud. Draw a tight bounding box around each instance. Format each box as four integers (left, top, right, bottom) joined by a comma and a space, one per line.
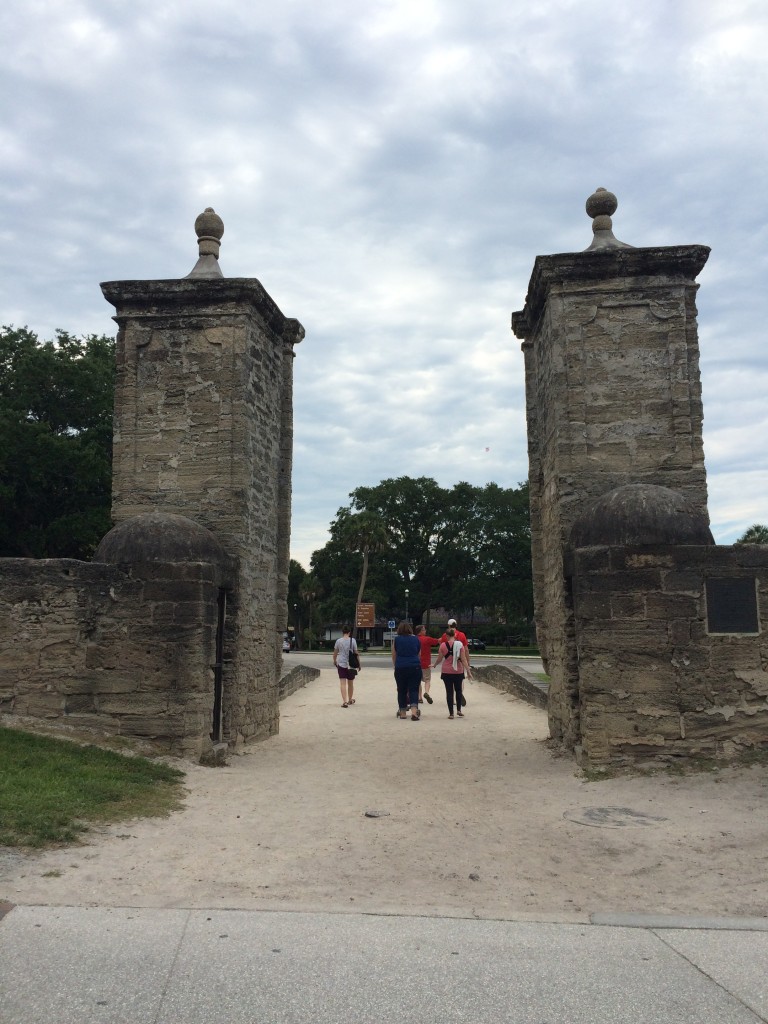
2, 0, 767, 566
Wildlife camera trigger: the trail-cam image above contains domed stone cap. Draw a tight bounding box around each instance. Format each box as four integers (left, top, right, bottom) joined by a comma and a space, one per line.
94, 512, 227, 565
570, 484, 714, 548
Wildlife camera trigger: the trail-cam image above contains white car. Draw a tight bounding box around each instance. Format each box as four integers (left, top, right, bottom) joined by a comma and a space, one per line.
282, 639, 291, 653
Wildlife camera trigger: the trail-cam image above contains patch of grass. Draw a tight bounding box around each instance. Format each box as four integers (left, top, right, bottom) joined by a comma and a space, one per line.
0, 727, 185, 848
485, 646, 540, 657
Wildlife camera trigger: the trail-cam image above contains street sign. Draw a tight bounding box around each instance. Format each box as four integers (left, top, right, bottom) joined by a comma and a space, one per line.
384, 631, 396, 640
356, 602, 375, 628
387, 619, 396, 629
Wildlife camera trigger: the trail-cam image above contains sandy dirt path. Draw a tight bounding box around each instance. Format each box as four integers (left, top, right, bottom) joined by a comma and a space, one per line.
2, 662, 768, 922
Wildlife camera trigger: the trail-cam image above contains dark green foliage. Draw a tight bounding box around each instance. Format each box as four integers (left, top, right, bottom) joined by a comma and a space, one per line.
0, 727, 184, 847
0, 326, 115, 558
310, 476, 533, 631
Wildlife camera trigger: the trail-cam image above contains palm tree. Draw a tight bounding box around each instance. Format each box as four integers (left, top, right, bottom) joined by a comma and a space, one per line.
299, 574, 320, 649
736, 523, 768, 545
341, 511, 389, 633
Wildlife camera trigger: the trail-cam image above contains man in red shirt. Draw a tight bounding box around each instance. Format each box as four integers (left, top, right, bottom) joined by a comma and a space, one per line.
415, 625, 440, 703
440, 617, 468, 653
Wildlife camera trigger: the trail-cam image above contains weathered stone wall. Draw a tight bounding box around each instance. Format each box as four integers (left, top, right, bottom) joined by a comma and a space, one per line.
279, 664, 321, 701
101, 279, 304, 747
472, 663, 549, 710
572, 544, 768, 765
0, 557, 221, 757
513, 244, 710, 749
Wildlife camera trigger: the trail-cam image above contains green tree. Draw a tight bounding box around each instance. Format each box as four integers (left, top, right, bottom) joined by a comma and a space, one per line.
337, 509, 389, 632
299, 572, 320, 649
0, 326, 115, 558
286, 558, 308, 647
309, 476, 533, 635
736, 524, 768, 545
347, 476, 452, 627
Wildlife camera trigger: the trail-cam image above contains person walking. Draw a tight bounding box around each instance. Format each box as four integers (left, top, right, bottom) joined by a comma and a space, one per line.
333, 625, 361, 708
415, 625, 440, 704
434, 627, 472, 718
440, 617, 469, 653
392, 621, 422, 720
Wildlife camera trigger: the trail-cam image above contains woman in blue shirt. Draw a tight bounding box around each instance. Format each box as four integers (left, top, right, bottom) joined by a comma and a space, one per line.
392, 620, 422, 720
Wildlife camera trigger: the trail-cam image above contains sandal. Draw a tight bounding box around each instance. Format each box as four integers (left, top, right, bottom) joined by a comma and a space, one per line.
411, 714, 420, 721
348, 699, 355, 704
424, 693, 433, 704
457, 710, 464, 717
342, 703, 348, 708
448, 714, 454, 719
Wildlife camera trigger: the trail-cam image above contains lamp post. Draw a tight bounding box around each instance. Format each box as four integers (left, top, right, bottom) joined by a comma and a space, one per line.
293, 602, 299, 650
405, 588, 409, 625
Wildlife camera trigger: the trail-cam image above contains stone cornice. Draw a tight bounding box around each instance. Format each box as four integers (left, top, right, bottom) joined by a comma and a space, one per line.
511, 244, 710, 340
101, 278, 304, 344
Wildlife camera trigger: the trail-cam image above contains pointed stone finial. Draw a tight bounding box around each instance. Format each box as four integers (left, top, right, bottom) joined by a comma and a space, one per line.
185, 207, 225, 278
584, 187, 633, 251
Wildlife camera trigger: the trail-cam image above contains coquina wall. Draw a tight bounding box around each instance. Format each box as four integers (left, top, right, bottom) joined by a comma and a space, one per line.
0, 209, 305, 759
512, 189, 712, 754
572, 544, 768, 764
102, 276, 303, 745
0, 555, 222, 758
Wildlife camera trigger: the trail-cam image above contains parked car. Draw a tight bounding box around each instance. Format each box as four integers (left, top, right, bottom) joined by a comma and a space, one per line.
282, 638, 291, 653
467, 638, 486, 650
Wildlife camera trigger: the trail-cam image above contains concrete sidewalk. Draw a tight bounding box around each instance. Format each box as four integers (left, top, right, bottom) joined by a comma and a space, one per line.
2, 904, 768, 1023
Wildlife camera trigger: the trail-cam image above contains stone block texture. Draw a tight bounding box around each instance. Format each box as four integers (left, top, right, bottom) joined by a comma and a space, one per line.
101, 277, 304, 749
0, 558, 221, 758
573, 545, 768, 765
513, 244, 712, 753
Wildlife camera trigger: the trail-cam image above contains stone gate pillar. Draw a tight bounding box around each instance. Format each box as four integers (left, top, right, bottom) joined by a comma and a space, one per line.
511, 189, 710, 750
101, 210, 304, 745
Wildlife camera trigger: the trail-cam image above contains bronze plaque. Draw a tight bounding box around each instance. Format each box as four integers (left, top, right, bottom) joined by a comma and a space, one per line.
705, 578, 759, 634
356, 602, 375, 629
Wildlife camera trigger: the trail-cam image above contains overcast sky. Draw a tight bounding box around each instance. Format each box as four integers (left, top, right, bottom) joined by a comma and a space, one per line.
2, 0, 767, 568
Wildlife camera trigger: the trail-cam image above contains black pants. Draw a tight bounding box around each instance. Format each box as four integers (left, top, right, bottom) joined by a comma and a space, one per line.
442, 673, 464, 713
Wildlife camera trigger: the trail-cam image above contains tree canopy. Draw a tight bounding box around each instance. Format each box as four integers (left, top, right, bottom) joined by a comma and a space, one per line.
308, 476, 532, 634
0, 326, 115, 559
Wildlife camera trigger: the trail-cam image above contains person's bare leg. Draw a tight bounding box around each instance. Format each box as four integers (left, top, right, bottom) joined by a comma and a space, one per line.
339, 677, 348, 706
348, 674, 355, 703
423, 670, 433, 703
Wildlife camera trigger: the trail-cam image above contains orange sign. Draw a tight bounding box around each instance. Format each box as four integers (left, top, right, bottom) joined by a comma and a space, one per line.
356, 603, 375, 628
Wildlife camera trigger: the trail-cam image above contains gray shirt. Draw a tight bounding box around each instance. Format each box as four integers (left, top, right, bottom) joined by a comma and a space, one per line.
333, 636, 357, 668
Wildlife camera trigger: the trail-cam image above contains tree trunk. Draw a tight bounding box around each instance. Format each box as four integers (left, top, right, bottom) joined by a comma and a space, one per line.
353, 548, 370, 638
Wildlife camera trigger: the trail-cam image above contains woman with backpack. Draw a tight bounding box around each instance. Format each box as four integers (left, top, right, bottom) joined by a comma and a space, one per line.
433, 627, 472, 718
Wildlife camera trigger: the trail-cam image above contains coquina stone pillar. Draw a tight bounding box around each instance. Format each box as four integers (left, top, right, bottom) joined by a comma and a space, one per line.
101, 210, 304, 745
511, 189, 710, 750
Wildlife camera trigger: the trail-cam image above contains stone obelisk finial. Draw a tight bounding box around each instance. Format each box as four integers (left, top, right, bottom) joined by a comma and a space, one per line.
584, 187, 633, 251
186, 207, 225, 278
